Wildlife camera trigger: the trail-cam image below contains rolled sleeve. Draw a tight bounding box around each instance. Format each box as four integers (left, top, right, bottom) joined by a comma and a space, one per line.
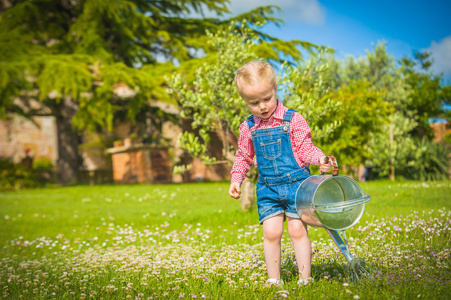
230, 121, 255, 184
291, 113, 325, 166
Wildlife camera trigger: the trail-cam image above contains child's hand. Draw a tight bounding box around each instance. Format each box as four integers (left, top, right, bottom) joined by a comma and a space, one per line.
229, 182, 241, 199
319, 156, 332, 173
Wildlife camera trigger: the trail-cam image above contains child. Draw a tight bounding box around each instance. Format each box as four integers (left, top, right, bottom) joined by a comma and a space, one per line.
229, 60, 332, 287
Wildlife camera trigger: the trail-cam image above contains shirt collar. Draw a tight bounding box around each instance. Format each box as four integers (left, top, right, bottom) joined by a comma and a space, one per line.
253, 100, 286, 126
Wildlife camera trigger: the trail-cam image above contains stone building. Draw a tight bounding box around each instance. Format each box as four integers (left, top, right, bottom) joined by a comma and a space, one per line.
430, 121, 451, 142
0, 115, 58, 165
0, 101, 232, 184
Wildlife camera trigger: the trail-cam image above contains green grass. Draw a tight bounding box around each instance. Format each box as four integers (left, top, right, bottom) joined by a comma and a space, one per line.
0, 182, 256, 243
0, 180, 450, 299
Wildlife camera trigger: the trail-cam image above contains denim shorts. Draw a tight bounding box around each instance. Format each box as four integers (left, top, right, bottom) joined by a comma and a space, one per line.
256, 176, 306, 224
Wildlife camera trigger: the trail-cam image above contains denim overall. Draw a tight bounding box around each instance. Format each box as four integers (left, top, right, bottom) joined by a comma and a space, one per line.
247, 109, 311, 224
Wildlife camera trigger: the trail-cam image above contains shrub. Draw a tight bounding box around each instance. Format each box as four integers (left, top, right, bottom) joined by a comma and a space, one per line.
32, 156, 54, 170
0, 158, 38, 191
399, 138, 450, 181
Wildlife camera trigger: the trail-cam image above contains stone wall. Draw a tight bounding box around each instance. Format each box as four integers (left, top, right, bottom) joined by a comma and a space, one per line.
430, 122, 450, 142
0, 110, 234, 183
0, 115, 58, 164
106, 145, 171, 184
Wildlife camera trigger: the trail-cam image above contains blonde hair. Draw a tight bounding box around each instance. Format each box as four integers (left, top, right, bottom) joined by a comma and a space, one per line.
235, 60, 276, 95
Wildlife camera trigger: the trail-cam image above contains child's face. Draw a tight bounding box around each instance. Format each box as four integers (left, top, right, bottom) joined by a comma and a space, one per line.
240, 79, 278, 119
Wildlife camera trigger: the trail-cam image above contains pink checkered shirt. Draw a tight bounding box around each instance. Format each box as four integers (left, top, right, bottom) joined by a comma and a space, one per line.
231, 100, 325, 184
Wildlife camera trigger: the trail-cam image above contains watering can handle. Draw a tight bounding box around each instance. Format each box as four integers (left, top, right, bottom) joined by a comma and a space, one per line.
320, 155, 339, 176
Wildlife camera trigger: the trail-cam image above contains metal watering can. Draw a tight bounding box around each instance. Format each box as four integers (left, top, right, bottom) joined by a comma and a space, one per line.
295, 155, 371, 279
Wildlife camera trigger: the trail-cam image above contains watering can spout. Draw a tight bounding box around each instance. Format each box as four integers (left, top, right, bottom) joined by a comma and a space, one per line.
326, 229, 353, 262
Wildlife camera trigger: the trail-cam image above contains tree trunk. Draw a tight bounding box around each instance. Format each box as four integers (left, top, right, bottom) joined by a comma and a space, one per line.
56, 96, 80, 185
389, 123, 395, 181
240, 177, 255, 211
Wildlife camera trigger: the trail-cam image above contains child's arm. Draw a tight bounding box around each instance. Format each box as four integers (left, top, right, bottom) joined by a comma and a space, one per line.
229, 121, 254, 197
290, 113, 325, 166
229, 182, 241, 199
230, 122, 255, 183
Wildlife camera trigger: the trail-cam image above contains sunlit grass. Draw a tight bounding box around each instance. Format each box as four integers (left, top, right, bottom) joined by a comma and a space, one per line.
0, 180, 450, 299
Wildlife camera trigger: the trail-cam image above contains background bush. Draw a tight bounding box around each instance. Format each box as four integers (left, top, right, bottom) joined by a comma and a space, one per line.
32, 157, 54, 171
399, 138, 450, 181
0, 159, 38, 191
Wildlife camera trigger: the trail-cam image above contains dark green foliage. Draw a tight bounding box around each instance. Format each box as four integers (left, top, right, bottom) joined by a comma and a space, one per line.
399, 138, 450, 181
32, 157, 54, 171
0, 0, 297, 183
399, 52, 451, 139
0, 0, 237, 127
314, 80, 391, 166
0, 0, 299, 124
0, 159, 38, 191
298, 43, 451, 180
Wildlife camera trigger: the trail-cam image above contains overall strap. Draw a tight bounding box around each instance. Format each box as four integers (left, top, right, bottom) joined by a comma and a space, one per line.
246, 115, 255, 128
283, 109, 296, 122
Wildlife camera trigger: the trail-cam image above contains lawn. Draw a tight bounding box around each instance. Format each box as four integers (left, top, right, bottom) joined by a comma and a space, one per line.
0, 180, 450, 299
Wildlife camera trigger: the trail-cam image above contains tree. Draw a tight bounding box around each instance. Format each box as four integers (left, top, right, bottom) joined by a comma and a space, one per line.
318, 81, 390, 166
399, 51, 451, 139
340, 43, 418, 178
280, 51, 342, 143
317, 42, 451, 180
169, 23, 333, 210
0, 0, 282, 184
303, 43, 417, 178
346, 44, 451, 179
281, 50, 390, 173
169, 25, 258, 211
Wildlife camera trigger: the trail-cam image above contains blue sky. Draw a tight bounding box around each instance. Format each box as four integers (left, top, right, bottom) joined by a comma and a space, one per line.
227, 0, 451, 80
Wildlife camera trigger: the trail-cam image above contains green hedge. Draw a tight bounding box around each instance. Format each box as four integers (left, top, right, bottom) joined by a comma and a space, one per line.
0, 159, 38, 191
399, 139, 450, 181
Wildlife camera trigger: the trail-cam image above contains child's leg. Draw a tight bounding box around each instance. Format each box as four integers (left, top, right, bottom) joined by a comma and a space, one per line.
262, 214, 284, 279
287, 217, 312, 279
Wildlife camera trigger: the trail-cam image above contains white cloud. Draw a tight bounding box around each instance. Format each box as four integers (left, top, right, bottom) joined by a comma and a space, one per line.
228, 0, 325, 26
425, 35, 451, 77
